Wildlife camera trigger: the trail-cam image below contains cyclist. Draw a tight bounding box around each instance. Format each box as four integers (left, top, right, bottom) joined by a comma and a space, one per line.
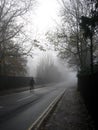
30, 78, 35, 91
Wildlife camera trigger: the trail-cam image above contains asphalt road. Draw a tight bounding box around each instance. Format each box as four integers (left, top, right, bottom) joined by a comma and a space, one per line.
0, 82, 66, 130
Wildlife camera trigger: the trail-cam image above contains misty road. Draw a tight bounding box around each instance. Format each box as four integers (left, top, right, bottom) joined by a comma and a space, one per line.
0, 82, 66, 130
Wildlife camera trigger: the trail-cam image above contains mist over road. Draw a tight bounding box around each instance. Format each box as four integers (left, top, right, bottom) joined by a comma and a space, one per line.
0, 82, 67, 130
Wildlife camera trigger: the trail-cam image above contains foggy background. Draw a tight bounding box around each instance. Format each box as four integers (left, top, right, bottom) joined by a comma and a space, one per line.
25, 0, 77, 86
27, 51, 77, 86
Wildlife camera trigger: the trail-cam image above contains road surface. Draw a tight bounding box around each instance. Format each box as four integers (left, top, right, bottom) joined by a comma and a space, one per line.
0, 82, 66, 130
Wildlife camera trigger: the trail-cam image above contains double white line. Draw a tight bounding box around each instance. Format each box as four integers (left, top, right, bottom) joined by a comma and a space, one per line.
28, 89, 65, 130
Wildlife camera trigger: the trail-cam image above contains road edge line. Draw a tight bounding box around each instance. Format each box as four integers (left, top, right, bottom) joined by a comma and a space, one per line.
28, 90, 65, 130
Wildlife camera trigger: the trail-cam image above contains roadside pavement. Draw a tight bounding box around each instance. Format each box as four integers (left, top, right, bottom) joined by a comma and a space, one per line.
0, 84, 44, 96
40, 85, 95, 130
0, 86, 30, 96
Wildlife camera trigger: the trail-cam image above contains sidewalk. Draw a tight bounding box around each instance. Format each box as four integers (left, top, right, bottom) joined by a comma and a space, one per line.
40, 86, 95, 130
0, 86, 30, 96
0, 84, 45, 96
0, 83, 56, 96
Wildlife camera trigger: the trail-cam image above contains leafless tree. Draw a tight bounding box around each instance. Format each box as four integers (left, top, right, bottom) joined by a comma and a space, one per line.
0, 0, 35, 75
46, 0, 94, 72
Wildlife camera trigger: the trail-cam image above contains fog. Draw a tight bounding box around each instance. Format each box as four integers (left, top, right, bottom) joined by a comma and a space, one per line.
25, 0, 77, 87
27, 51, 77, 87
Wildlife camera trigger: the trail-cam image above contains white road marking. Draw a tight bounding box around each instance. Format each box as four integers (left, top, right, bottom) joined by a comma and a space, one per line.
17, 95, 33, 102
28, 90, 65, 130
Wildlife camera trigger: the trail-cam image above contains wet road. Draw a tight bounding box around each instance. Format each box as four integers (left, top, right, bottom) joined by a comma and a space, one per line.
0, 82, 66, 130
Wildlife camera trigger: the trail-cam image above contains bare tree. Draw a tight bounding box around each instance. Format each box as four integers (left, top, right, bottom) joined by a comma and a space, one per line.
46, 0, 94, 72
0, 0, 35, 75
80, 0, 98, 74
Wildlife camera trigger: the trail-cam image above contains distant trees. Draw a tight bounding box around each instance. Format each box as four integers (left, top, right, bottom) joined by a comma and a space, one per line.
36, 53, 63, 84
0, 0, 35, 76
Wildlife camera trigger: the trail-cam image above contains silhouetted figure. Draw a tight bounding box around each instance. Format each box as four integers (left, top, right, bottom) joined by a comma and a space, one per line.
30, 78, 35, 91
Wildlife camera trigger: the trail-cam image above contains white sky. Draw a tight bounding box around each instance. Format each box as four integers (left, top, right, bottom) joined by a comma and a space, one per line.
34, 0, 60, 32
34, 0, 60, 30
24, 0, 61, 40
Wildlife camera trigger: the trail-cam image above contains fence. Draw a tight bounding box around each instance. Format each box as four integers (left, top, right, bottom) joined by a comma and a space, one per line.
0, 76, 33, 91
